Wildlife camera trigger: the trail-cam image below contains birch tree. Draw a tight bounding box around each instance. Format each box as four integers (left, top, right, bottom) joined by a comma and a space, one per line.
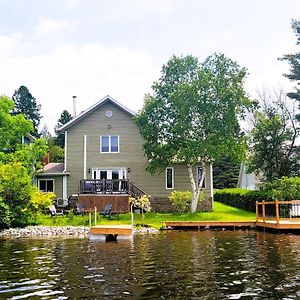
135, 54, 252, 212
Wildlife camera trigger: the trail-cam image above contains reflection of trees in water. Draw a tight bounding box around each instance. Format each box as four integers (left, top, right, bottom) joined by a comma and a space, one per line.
130, 231, 219, 299
2, 232, 300, 299
255, 232, 300, 298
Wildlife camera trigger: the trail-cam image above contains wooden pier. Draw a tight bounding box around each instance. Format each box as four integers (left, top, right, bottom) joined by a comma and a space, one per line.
165, 221, 256, 229
256, 200, 300, 230
90, 225, 133, 241
165, 200, 300, 232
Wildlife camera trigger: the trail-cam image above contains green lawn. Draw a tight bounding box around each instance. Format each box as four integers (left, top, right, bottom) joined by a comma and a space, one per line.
37, 202, 255, 229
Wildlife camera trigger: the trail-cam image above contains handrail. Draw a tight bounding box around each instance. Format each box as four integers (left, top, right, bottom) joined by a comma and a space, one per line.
79, 179, 129, 194
256, 200, 300, 224
129, 181, 145, 198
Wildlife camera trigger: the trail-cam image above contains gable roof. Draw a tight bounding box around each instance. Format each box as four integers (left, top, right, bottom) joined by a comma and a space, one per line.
59, 95, 136, 132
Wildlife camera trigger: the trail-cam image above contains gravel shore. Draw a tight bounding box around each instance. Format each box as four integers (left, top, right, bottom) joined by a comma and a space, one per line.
0, 225, 160, 238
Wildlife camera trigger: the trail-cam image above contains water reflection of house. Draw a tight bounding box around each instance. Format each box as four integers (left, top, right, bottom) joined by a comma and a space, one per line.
36, 95, 213, 212
237, 162, 262, 190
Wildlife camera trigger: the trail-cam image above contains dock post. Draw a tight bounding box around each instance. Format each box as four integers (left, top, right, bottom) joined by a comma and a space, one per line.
94, 206, 97, 226
262, 200, 266, 224
275, 199, 279, 225
255, 201, 258, 222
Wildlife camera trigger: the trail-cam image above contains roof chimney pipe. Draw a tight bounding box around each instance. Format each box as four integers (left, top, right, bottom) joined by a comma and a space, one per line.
72, 95, 77, 118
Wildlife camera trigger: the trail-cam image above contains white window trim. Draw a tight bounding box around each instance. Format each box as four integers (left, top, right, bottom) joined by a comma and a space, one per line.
165, 167, 174, 189
38, 179, 55, 193
100, 135, 120, 153
196, 166, 206, 189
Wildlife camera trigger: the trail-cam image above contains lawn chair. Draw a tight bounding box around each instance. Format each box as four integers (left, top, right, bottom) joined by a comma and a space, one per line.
99, 204, 120, 220
49, 204, 64, 216
74, 202, 85, 216
100, 204, 113, 218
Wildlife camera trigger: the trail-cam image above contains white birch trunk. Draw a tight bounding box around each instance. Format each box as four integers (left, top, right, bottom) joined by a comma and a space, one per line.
188, 162, 205, 213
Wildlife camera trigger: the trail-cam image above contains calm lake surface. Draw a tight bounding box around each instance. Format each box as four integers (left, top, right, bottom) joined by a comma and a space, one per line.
1, 230, 300, 299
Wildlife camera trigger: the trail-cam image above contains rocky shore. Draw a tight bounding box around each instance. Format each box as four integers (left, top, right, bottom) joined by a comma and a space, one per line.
0, 225, 160, 238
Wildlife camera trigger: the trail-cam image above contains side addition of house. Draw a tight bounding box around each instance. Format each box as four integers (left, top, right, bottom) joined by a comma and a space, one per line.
36, 95, 213, 212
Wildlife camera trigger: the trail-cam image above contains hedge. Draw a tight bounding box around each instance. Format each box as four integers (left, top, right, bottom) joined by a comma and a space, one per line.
214, 177, 300, 212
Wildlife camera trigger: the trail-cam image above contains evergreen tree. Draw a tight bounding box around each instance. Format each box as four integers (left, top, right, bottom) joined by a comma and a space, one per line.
213, 157, 241, 189
280, 19, 300, 121
54, 110, 72, 148
12, 86, 42, 136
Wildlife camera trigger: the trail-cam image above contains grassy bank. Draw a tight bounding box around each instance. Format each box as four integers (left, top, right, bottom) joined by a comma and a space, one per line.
37, 202, 255, 229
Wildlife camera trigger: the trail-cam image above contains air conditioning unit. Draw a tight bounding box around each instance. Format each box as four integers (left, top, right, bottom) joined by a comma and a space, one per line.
57, 198, 68, 207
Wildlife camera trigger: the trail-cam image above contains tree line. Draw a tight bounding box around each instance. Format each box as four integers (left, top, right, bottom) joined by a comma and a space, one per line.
0, 19, 299, 217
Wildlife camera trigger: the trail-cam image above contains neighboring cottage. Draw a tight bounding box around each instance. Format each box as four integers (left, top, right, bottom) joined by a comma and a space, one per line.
36, 96, 213, 212
237, 162, 262, 190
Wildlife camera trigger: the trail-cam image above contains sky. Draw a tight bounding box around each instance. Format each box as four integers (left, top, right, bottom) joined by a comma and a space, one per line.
0, 0, 299, 133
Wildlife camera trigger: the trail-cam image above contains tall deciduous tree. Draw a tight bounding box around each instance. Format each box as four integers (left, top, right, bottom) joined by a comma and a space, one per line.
54, 110, 72, 148
0, 95, 33, 153
12, 86, 42, 136
135, 54, 252, 212
280, 19, 300, 121
248, 91, 300, 182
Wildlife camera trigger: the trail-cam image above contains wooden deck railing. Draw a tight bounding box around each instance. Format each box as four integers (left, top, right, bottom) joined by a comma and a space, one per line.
129, 182, 145, 198
256, 200, 300, 224
79, 179, 129, 194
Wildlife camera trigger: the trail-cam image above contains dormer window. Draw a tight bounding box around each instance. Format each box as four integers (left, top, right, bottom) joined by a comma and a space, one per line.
100, 135, 119, 153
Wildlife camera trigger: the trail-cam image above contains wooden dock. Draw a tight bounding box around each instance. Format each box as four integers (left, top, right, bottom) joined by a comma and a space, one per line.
256, 200, 300, 231
165, 221, 256, 229
165, 201, 300, 232
90, 225, 133, 241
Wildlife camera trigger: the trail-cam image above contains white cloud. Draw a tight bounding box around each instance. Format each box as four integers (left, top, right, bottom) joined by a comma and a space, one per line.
0, 40, 160, 133
34, 17, 70, 35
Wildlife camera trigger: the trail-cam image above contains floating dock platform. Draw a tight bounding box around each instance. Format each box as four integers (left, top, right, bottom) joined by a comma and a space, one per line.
90, 225, 133, 241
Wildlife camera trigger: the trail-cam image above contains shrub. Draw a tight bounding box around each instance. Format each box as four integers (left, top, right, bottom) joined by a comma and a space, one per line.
30, 189, 56, 215
169, 191, 192, 212
0, 197, 11, 229
214, 177, 300, 212
130, 195, 152, 212
214, 188, 269, 212
0, 162, 35, 227
264, 177, 300, 200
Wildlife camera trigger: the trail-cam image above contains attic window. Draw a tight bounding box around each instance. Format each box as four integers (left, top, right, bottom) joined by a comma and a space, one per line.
105, 110, 113, 118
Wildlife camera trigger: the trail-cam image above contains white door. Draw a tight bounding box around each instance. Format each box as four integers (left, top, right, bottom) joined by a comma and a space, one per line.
92, 168, 127, 180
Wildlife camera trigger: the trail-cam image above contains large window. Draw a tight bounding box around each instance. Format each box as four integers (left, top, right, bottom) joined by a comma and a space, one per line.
38, 179, 54, 192
166, 167, 174, 189
100, 135, 119, 153
197, 166, 205, 188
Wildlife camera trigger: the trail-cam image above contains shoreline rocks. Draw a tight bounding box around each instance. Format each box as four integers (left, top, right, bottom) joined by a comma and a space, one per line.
0, 225, 160, 238
0, 226, 90, 238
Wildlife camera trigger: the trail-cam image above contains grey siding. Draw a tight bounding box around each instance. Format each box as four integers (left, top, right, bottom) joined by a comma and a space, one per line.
66, 100, 213, 200
36, 175, 63, 198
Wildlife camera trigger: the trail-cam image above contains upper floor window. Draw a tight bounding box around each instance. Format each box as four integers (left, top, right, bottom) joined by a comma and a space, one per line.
166, 167, 174, 189
100, 135, 119, 153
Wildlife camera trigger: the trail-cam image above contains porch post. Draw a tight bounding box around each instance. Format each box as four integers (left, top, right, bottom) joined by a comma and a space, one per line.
83, 134, 87, 179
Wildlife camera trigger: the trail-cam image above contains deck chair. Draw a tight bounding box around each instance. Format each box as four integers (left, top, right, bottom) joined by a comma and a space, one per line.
99, 204, 113, 218
74, 202, 85, 216
49, 204, 64, 216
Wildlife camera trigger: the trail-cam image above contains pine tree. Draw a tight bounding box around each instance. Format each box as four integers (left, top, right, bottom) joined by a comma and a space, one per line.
12, 86, 42, 136
213, 157, 241, 189
54, 110, 72, 148
280, 19, 300, 121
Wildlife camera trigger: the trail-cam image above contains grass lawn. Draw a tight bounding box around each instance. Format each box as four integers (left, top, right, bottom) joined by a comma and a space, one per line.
36, 202, 255, 229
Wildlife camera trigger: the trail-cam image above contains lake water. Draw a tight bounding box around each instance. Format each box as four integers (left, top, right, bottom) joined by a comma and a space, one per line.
1, 230, 300, 299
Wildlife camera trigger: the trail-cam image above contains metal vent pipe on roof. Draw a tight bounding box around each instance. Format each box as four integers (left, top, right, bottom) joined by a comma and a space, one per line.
73, 95, 77, 118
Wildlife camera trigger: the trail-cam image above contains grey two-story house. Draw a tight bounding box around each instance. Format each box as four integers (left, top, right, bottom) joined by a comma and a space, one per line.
36, 95, 213, 212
